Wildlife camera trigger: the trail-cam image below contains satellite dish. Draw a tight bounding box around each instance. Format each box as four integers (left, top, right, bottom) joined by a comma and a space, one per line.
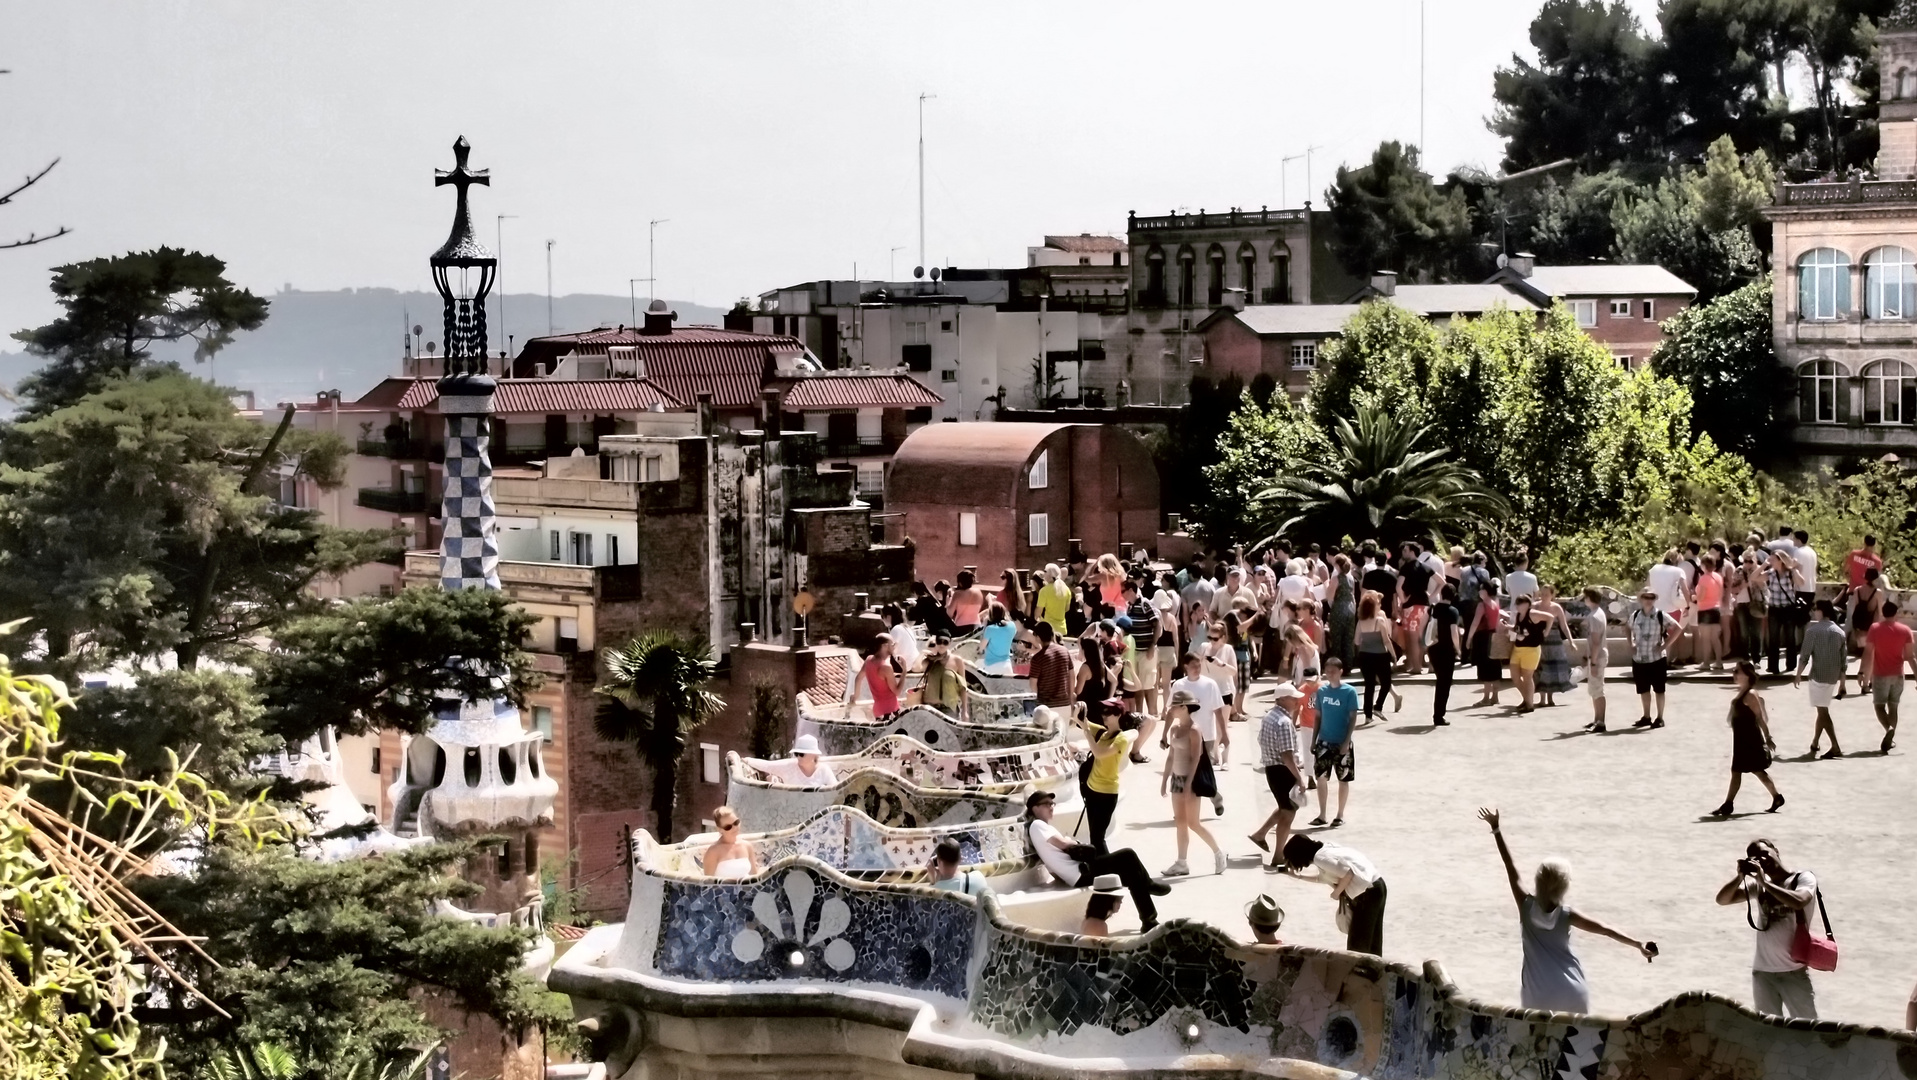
412, 324, 424, 337
426, 341, 438, 354
1495, 252, 1510, 269
792, 589, 817, 616
930, 266, 942, 281
913, 266, 925, 279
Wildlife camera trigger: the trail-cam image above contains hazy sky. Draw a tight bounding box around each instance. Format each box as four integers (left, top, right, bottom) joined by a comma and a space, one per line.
1, 0, 1660, 339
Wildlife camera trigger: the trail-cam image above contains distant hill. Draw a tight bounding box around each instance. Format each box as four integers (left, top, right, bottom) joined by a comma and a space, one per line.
0, 288, 727, 411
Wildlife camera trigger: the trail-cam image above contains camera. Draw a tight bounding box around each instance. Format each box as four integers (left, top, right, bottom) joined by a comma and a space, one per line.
1737, 858, 1760, 876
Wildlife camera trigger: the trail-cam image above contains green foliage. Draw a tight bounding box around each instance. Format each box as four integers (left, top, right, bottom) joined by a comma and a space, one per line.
1650, 276, 1788, 461
595, 632, 723, 842
1488, 0, 1661, 173
12, 248, 269, 415
1307, 302, 1442, 430
1195, 392, 1328, 546
255, 587, 539, 743
0, 371, 386, 668
747, 680, 791, 759
1326, 142, 1475, 283
539, 854, 592, 928
139, 842, 568, 1079
1520, 170, 1640, 264
1251, 405, 1508, 548
198, 1042, 435, 1080
1611, 147, 1767, 302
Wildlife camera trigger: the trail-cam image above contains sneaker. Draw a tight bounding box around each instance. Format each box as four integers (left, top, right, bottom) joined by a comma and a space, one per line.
1588, 721, 1606, 733
1161, 860, 1189, 878
1883, 728, 1897, 753
1768, 793, 1786, 813
1214, 849, 1228, 875
1633, 717, 1654, 728
1651, 718, 1665, 729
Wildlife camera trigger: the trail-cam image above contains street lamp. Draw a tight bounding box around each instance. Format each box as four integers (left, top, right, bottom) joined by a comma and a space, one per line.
430, 136, 497, 379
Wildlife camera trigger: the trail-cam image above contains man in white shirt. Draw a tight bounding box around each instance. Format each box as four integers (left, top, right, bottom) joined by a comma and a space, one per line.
885, 605, 921, 671
1714, 838, 1821, 1019
1025, 791, 1170, 931
1645, 549, 1691, 618
1503, 552, 1539, 601
788, 734, 838, 789
1210, 566, 1256, 620
1169, 652, 1229, 814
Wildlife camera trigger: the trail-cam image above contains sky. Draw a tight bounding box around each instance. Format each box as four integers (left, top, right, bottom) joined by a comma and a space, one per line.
0, 0, 1661, 340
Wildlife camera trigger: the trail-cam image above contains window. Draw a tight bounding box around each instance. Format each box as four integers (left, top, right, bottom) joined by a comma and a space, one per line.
1866, 247, 1917, 320
1027, 512, 1049, 547
1571, 300, 1597, 327
495, 841, 513, 878
532, 705, 554, 741
557, 617, 579, 653
905, 319, 927, 345
1177, 249, 1195, 306
856, 463, 884, 495
1078, 255, 1090, 265
1865, 359, 1917, 424
606, 534, 620, 565
941, 320, 953, 332
1609, 299, 1631, 317
1797, 247, 1852, 320
1145, 247, 1165, 302
1028, 450, 1049, 489
569, 531, 594, 565
644, 455, 662, 482
939, 368, 957, 382
958, 512, 977, 546
700, 742, 722, 784
1289, 343, 1317, 368
525, 834, 538, 875
1798, 359, 1844, 424
1239, 243, 1257, 294
1642, 299, 1655, 320
371, 747, 382, 775
549, 530, 561, 561
1613, 354, 1632, 369
1206, 246, 1226, 306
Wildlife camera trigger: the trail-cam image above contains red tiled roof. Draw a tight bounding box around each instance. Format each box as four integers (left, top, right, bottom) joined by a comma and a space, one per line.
512, 327, 808, 411
347, 378, 680, 415
776, 374, 943, 409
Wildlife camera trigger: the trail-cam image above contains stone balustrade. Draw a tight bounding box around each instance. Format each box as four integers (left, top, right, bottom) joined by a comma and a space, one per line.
742, 731, 1081, 791
725, 753, 1062, 832
797, 698, 1059, 755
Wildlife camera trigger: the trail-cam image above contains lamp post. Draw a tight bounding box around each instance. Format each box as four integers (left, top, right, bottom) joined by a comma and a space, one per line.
429, 136, 501, 592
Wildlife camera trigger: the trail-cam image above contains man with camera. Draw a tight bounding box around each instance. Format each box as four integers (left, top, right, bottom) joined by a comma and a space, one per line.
1026, 790, 1171, 933
1713, 839, 1825, 1019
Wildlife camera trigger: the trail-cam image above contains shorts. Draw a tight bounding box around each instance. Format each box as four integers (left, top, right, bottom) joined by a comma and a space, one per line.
1311, 739, 1354, 782
1631, 659, 1668, 695
1807, 680, 1837, 708
1509, 646, 1541, 672
1698, 609, 1722, 625
1157, 645, 1179, 668
1874, 677, 1905, 706
1401, 606, 1428, 636
1265, 764, 1301, 810
1169, 773, 1188, 794
1587, 653, 1608, 698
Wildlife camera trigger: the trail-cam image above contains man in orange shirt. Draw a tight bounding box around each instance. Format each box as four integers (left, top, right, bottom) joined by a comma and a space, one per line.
1846, 535, 1885, 590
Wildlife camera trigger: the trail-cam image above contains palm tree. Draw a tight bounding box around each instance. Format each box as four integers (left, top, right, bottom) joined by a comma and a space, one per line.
1253, 403, 1508, 548
594, 632, 724, 843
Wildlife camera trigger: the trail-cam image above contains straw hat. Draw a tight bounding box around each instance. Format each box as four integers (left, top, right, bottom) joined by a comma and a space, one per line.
1246, 894, 1285, 930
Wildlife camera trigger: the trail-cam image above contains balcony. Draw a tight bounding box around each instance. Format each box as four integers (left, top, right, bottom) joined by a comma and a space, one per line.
357, 438, 441, 460
1775, 178, 1917, 208
357, 487, 432, 513
1129, 207, 1307, 230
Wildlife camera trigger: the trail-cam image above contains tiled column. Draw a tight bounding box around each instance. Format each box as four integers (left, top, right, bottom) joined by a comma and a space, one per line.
439, 375, 500, 591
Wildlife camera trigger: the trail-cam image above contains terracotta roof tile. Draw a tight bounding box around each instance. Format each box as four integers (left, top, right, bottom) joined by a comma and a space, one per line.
777, 374, 943, 409
347, 378, 680, 414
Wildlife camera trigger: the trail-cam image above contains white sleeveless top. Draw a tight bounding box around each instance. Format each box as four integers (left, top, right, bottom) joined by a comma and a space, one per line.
712, 856, 754, 879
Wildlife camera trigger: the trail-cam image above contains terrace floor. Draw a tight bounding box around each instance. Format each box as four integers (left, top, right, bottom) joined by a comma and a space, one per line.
1093, 665, 1916, 1029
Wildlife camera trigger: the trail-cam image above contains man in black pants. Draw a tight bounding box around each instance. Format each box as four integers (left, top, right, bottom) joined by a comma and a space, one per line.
1026, 791, 1171, 932
1428, 583, 1463, 726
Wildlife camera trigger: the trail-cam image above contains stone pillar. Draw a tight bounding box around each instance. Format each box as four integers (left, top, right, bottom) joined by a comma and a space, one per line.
439, 374, 501, 591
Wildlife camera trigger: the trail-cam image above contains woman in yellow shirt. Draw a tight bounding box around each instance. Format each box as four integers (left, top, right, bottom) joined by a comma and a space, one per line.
1079, 704, 1136, 854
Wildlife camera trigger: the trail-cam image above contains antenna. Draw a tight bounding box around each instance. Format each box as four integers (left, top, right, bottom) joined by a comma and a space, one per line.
496, 213, 519, 359
918, 92, 936, 271
1281, 147, 1321, 209
545, 238, 555, 335
1420, 0, 1427, 157
648, 218, 669, 306
891, 246, 905, 282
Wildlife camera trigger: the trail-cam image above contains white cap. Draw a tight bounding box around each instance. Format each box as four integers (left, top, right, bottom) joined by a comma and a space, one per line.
791, 734, 822, 756
1270, 681, 1306, 700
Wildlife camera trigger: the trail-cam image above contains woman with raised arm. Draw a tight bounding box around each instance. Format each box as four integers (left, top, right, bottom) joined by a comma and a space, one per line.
1477, 808, 1656, 1012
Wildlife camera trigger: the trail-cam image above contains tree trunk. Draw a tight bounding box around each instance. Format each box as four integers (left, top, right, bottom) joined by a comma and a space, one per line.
649, 740, 679, 843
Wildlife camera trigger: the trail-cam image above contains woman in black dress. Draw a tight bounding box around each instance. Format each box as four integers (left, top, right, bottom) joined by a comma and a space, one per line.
1710, 660, 1784, 817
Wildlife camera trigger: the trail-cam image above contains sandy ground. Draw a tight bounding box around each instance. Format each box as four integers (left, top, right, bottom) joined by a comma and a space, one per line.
1090, 664, 1917, 1029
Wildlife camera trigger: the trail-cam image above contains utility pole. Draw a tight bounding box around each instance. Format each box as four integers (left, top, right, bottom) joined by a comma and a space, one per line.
1420, 0, 1427, 157
890, 246, 904, 281
648, 218, 669, 305
1282, 146, 1321, 209
628, 278, 651, 327
545, 239, 555, 335
918, 92, 936, 271
495, 214, 518, 361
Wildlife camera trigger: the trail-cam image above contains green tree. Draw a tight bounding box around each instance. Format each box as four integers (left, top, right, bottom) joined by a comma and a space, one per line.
1517, 169, 1638, 265
1153, 374, 1243, 527
594, 633, 724, 842
1650, 276, 1788, 461
1325, 142, 1475, 283
11, 248, 268, 414
1611, 138, 1771, 301
1489, 0, 1664, 172
1307, 301, 1443, 431
1250, 404, 1509, 548
1196, 391, 1329, 547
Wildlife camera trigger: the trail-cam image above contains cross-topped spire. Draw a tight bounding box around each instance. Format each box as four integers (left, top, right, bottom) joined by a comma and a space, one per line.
435, 135, 490, 200
431, 136, 495, 266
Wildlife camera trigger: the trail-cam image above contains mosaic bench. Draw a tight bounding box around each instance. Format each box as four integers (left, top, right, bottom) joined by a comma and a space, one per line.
725, 755, 1078, 833
632, 804, 1034, 885
739, 732, 1081, 793
796, 698, 1057, 756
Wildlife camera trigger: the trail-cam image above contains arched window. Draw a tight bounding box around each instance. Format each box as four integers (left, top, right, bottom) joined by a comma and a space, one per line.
1238, 242, 1257, 297
1902, 68, 1917, 99
1866, 247, 1917, 320
1865, 359, 1917, 424
1206, 244, 1226, 306
1144, 246, 1165, 305
1798, 359, 1844, 424
1177, 247, 1195, 307
1270, 248, 1292, 304
1797, 248, 1851, 321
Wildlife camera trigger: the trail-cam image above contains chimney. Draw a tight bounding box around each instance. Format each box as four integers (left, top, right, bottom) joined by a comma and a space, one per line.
1507, 252, 1535, 278
760, 389, 783, 437
641, 299, 676, 336
1224, 286, 1248, 311
1370, 271, 1397, 297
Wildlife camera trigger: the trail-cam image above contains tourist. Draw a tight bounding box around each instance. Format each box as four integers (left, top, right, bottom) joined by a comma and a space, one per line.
1645, 549, 1691, 655
882, 604, 922, 672
1863, 600, 1915, 752
1078, 701, 1136, 854
1169, 651, 1230, 803
850, 637, 902, 722
1795, 600, 1847, 758
1731, 551, 1765, 665
1689, 555, 1722, 673
1225, 611, 1253, 709
1504, 549, 1539, 601
1847, 534, 1885, 590
929, 839, 992, 897
1090, 552, 1128, 613
1581, 588, 1611, 733
947, 569, 985, 633
998, 569, 1028, 628
1397, 541, 1435, 676
788, 734, 837, 788
978, 601, 1018, 676
1153, 571, 1182, 704
1325, 553, 1358, 670
1025, 790, 1171, 933
1627, 589, 1680, 729
1709, 661, 1784, 817
1121, 581, 1161, 715
1459, 550, 1493, 607
1281, 834, 1386, 955
1203, 620, 1241, 730
1184, 600, 1211, 660
1281, 623, 1320, 685
1249, 682, 1308, 868
1027, 620, 1076, 709
1531, 584, 1575, 708
1246, 894, 1285, 944
1211, 562, 1257, 621
1850, 566, 1887, 696
921, 634, 969, 719
1761, 548, 1804, 675
1360, 547, 1399, 630
910, 580, 957, 637
1159, 688, 1224, 877
1477, 808, 1656, 1011
1080, 876, 1124, 935
1354, 590, 1401, 722
701, 806, 761, 878
1428, 583, 1462, 726
1307, 657, 1361, 827
1179, 558, 1217, 620
1074, 623, 1118, 720
1713, 839, 1824, 1019
1467, 580, 1506, 707
1034, 563, 1073, 637
1506, 596, 1549, 714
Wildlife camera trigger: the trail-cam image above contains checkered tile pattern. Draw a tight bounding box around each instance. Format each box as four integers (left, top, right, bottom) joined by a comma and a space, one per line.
1553, 1025, 1606, 1080
439, 414, 500, 591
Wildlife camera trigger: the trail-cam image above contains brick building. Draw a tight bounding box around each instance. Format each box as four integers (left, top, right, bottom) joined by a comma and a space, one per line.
1482, 256, 1696, 368
886, 422, 1159, 583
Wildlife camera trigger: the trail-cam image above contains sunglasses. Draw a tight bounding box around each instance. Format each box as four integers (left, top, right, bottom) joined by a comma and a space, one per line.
717, 820, 739, 831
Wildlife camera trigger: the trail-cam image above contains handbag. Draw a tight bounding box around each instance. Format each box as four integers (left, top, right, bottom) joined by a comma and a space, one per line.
1790, 886, 1839, 972
1335, 893, 1353, 934
1489, 628, 1513, 661
1191, 753, 1218, 799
